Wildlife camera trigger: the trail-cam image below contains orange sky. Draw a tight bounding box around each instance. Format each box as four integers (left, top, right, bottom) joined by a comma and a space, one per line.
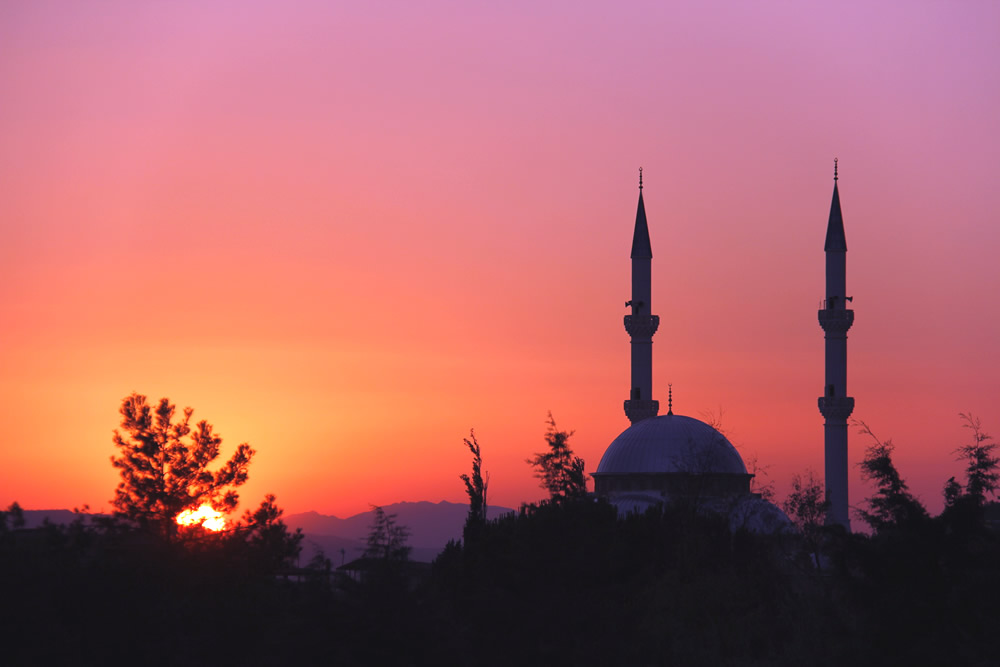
2, 1, 999, 519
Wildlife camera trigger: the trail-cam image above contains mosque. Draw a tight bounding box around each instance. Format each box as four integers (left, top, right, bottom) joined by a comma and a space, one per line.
591, 166, 853, 532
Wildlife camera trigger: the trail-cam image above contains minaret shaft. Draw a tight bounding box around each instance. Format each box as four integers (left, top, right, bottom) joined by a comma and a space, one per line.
824, 336, 848, 395
818, 174, 853, 530
630, 257, 653, 400
624, 181, 659, 424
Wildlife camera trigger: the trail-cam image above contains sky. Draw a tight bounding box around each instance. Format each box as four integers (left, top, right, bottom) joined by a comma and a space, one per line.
2, 1, 998, 521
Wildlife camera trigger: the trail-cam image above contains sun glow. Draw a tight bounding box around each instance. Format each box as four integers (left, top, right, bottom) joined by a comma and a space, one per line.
176, 504, 228, 532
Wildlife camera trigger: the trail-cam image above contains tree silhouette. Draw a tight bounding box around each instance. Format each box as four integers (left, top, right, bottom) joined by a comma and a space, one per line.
460, 429, 489, 535
954, 412, 999, 506
783, 471, 828, 530
782, 471, 829, 567
0, 501, 25, 534
855, 420, 927, 531
942, 414, 999, 535
110, 393, 254, 538
240, 494, 303, 572
745, 453, 776, 501
364, 505, 411, 562
527, 413, 587, 502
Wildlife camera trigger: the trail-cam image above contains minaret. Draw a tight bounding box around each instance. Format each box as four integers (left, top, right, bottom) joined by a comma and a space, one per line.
624, 168, 660, 423
818, 159, 854, 530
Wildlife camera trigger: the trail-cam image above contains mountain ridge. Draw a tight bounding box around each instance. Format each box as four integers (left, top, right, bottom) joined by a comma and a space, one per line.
285, 500, 514, 562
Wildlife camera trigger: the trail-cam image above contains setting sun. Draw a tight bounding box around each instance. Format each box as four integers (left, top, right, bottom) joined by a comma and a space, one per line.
176, 504, 228, 532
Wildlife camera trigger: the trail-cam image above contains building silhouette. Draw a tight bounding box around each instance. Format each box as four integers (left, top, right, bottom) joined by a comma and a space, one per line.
591, 170, 793, 532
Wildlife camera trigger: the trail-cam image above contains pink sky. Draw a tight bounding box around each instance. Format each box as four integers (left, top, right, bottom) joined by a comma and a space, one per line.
2, 1, 998, 519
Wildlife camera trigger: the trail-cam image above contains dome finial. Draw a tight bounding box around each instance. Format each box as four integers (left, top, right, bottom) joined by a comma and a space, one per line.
833, 157, 838, 182
639, 166, 643, 191
667, 383, 673, 415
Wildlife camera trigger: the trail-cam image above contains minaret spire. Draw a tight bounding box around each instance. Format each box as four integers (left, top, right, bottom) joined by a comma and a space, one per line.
624, 170, 659, 423
825, 159, 847, 252
631, 173, 652, 259
818, 160, 854, 530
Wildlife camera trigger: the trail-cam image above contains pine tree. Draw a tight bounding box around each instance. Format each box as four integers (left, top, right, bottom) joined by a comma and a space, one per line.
110, 393, 254, 538
855, 421, 927, 531
527, 413, 587, 502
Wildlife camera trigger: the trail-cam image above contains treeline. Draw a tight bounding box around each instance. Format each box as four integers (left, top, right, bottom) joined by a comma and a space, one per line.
3, 491, 998, 666
1, 404, 998, 665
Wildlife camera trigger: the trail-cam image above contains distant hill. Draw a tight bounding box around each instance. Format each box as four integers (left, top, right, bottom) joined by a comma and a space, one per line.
19, 509, 84, 529
286, 500, 514, 548
286, 500, 514, 563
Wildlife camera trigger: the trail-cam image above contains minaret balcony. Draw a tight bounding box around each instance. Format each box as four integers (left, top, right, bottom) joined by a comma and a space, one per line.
817, 308, 854, 334
624, 398, 659, 424
818, 396, 855, 421
624, 314, 660, 338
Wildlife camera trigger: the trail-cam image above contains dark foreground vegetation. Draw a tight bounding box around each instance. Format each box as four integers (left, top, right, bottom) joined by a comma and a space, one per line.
3, 402, 998, 666
2, 493, 999, 667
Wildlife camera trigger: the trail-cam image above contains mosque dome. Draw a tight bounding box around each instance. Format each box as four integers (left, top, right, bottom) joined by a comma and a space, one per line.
596, 414, 747, 476
592, 414, 752, 499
